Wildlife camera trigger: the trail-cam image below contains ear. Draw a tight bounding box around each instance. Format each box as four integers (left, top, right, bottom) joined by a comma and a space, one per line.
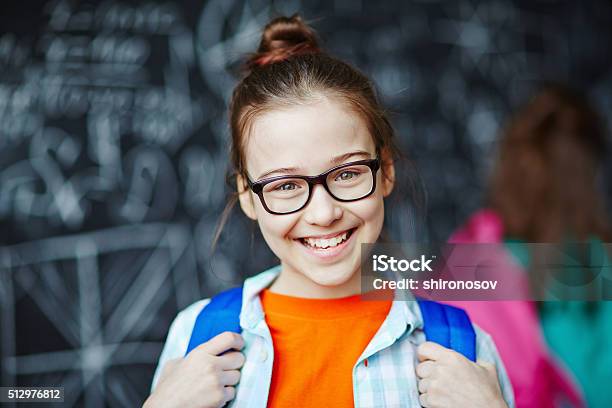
380, 149, 396, 197
236, 174, 258, 220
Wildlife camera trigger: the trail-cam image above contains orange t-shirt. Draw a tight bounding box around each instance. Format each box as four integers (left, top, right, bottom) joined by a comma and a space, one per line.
259, 289, 392, 407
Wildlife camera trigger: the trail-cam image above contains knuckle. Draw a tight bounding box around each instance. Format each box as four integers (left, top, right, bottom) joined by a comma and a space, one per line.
211, 389, 225, 406
220, 331, 235, 344
427, 393, 442, 407
428, 378, 440, 393
202, 355, 216, 370
417, 342, 430, 354
207, 373, 221, 388
447, 352, 465, 368
192, 343, 211, 357
447, 350, 461, 363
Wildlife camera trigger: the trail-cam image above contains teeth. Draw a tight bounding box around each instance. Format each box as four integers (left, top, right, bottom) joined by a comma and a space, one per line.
304, 231, 349, 249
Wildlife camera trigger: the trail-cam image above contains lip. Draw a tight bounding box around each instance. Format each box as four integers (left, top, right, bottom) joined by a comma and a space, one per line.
295, 227, 358, 263
299, 228, 354, 240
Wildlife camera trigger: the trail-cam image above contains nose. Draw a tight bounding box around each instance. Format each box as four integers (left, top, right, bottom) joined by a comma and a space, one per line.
302, 184, 343, 226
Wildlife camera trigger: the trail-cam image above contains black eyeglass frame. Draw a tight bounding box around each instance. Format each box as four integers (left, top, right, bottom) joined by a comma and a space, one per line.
245, 158, 381, 215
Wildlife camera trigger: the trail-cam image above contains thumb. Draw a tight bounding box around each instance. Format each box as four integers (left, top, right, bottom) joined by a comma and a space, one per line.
417, 341, 450, 362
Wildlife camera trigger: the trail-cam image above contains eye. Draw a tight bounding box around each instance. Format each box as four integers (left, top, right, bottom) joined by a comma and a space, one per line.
335, 170, 360, 181
275, 182, 300, 191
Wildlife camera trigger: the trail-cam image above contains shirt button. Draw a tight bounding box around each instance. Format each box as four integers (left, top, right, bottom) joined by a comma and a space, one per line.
259, 349, 268, 362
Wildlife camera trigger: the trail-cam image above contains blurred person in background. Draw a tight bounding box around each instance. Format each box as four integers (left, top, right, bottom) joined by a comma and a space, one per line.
446, 83, 612, 408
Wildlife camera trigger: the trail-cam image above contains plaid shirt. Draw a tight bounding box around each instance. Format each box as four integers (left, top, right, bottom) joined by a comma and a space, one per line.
151, 265, 515, 407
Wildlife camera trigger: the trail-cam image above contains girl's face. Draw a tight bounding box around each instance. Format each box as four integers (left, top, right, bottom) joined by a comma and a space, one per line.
238, 96, 395, 295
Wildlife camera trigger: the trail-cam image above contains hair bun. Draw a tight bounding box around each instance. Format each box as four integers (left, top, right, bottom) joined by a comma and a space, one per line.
248, 14, 320, 68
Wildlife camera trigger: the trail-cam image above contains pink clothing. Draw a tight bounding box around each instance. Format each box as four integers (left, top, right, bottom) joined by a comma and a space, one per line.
444, 209, 585, 408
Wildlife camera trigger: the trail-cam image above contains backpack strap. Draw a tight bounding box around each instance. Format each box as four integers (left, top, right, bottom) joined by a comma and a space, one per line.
184, 287, 476, 362
417, 299, 476, 361
185, 287, 244, 356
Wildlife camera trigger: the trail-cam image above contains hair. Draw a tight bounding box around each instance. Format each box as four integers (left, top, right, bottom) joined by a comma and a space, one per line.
488, 83, 611, 297
211, 14, 413, 250
489, 83, 610, 242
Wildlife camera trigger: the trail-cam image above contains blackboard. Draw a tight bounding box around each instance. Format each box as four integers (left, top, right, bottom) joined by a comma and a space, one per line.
1, 1, 611, 406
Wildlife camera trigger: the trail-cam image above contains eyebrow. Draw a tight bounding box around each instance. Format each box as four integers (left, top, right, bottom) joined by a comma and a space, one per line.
256, 150, 373, 180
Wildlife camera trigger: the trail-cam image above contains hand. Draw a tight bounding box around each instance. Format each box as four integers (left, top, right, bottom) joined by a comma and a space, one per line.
143, 332, 246, 408
415, 342, 507, 408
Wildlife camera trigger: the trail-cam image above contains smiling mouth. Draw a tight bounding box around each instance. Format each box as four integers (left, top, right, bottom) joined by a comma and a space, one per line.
297, 228, 356, 249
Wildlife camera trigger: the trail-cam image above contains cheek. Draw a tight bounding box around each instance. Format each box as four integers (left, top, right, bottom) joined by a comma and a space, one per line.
350, 195, 385, 232
255, 207, 299, 245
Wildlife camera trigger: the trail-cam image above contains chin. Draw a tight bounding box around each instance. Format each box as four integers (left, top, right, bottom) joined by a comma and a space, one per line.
306, 263, 359, 287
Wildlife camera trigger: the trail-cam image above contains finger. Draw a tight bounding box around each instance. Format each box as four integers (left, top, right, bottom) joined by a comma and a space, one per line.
417, 378, 431, 394
419, 392, 431, 408
223, 386, 236, 404
220, 369, 241, 386
415, 360, 436, 379
217, 351, 246, 370
417, 341, 450, 362
197, 332, 244, 356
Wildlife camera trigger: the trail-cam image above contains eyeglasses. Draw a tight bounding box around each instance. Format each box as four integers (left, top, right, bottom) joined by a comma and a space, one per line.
246, 158, 380, 215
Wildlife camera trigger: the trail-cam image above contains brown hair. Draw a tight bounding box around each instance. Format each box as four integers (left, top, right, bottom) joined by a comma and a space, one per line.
489, 83, 610, 242
212, 14, 408, 249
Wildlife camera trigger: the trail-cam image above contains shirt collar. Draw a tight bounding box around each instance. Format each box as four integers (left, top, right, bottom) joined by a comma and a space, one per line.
358, 291, 422, 362
239, 264, 423, 339
240, 264, 282, 331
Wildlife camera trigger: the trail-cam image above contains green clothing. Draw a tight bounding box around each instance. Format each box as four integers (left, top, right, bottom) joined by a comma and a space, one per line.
505, 239, 612, 408
539, 301, 612, 408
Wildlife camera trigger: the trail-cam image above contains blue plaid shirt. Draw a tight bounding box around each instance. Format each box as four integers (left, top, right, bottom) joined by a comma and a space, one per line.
151, 264, 515, 407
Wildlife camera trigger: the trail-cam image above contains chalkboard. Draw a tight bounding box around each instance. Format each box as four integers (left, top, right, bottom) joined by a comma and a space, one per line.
1, 1, 611, 406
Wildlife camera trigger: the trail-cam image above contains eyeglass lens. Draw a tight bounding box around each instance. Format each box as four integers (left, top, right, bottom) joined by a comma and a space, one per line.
261, 164, 374, 214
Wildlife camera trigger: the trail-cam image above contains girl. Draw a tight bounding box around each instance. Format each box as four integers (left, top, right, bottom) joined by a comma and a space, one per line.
145, 15, 514, 408
447, 84, 611, 408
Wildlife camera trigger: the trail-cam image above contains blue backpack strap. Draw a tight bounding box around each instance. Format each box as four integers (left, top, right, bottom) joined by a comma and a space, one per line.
417, 300, 476, 362
184, 288, 476, 361
185, 287, 244, 356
